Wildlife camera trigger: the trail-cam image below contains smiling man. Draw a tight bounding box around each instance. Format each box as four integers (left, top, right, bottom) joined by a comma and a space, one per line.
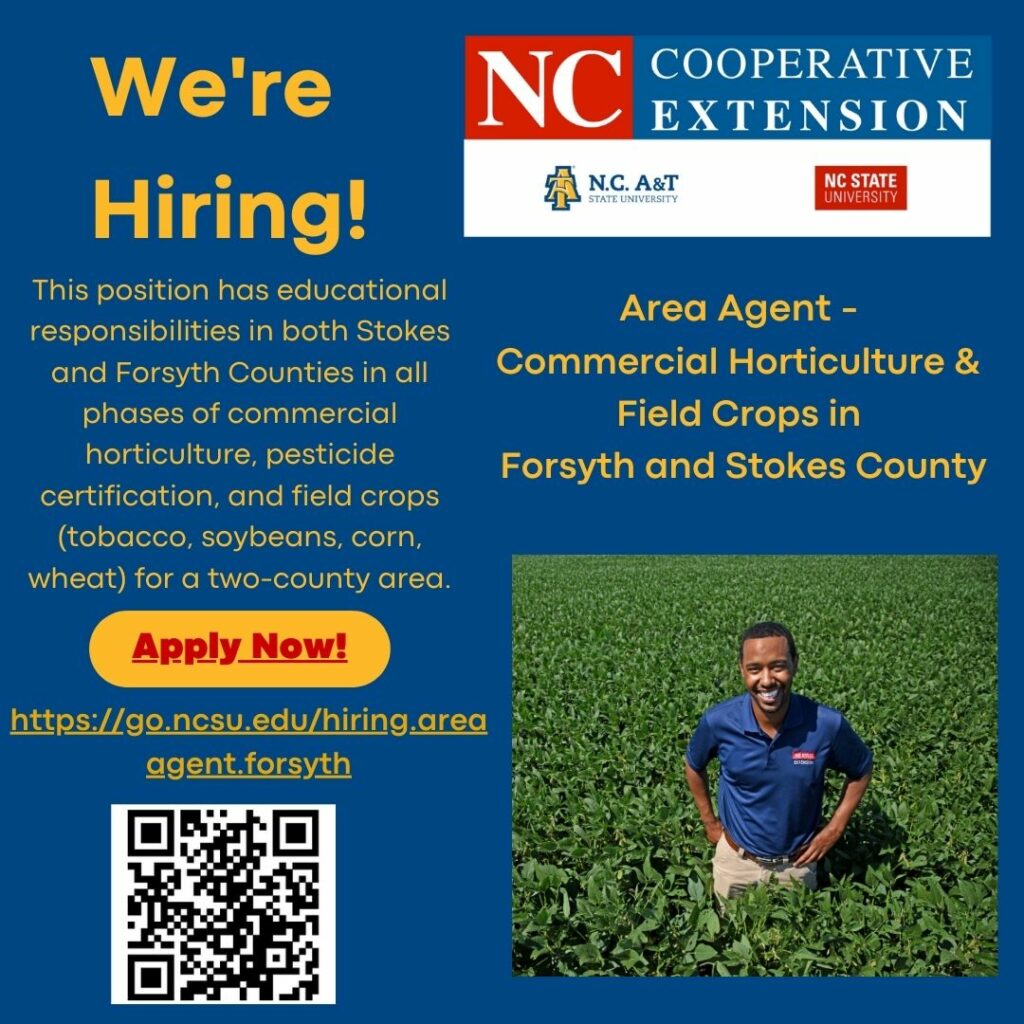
684, 621, 873, 900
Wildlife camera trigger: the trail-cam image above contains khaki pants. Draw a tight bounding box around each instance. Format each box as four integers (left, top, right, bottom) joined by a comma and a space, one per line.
712, 834, 818, 900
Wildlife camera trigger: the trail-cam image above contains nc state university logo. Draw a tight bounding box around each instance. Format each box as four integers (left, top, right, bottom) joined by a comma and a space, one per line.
465, 36, 633, 139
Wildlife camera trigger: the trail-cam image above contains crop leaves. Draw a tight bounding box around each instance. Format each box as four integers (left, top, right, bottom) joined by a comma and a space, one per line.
512, 556, 997, 977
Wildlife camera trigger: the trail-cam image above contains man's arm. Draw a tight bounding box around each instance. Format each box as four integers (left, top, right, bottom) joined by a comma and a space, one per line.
792, 768, 872, 867
684, 762, 724, 845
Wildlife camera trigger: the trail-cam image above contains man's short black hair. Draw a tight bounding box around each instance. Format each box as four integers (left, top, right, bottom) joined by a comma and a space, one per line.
739, 621, 798, 662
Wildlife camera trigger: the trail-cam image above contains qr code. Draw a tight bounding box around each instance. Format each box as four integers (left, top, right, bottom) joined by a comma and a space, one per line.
111, 805, 335, 1003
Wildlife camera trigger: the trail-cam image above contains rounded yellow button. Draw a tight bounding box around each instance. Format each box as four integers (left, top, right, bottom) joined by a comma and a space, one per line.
90, 611, 390, 688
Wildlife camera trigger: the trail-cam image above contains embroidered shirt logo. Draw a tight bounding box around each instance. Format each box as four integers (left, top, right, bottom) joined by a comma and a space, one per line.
792, 750, 817, 763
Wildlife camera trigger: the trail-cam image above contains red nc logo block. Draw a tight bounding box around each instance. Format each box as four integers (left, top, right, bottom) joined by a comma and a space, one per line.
465, 35, 633, 139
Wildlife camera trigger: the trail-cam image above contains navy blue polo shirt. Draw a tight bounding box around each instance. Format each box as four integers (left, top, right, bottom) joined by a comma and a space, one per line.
686, 692, 872, 859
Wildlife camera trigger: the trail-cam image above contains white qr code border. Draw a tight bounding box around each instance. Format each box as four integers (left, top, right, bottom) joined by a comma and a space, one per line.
111, 805, 336, 1004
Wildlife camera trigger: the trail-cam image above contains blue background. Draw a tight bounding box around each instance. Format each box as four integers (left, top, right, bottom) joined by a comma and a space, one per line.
633, 36, 992, 138
2, 0, 1016, 1018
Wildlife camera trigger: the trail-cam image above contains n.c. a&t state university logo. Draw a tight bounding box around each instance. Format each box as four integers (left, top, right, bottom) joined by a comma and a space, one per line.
544, 166, 580, 210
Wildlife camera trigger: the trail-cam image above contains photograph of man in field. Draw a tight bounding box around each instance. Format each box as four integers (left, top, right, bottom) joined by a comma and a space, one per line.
685, 621, 872, 900
512, 555, 996, 976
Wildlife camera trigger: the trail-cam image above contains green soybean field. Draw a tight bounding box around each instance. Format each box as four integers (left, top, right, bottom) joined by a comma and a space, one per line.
512, 555, 997, 976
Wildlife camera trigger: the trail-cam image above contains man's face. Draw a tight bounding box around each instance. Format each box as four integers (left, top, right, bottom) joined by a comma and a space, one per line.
740, 635, 796, 715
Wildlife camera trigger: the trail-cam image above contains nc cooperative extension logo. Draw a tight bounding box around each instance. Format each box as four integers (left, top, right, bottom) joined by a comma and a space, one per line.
464, 35, 989, 139
463, 35, 990, 237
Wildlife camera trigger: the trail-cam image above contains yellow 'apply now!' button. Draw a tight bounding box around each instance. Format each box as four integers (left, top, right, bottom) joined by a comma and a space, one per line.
90, 611, 390, 688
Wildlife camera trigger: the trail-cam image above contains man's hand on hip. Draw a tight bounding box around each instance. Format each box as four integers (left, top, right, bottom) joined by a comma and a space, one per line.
704, 819, 723, 845
792, 822, 842, 867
